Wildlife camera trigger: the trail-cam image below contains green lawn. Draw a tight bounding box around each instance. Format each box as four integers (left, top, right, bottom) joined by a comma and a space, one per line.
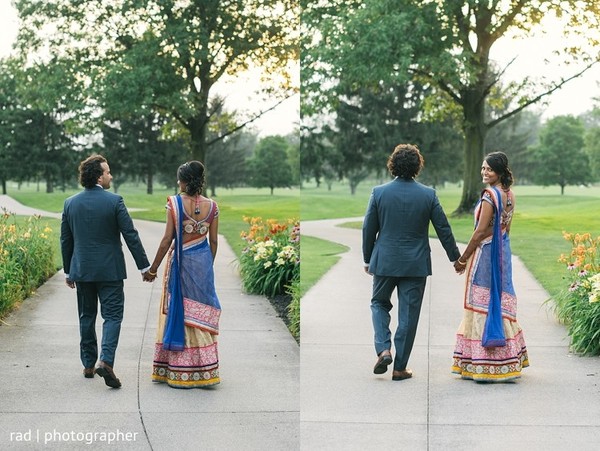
9, 185, 300, 262
7, 179, 600, 301
300, 236, 348, 295
301, 181, 600, 299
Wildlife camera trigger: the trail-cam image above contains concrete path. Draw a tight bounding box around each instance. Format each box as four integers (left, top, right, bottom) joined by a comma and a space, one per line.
0, 196, 299, 450
301, 218, 599, 451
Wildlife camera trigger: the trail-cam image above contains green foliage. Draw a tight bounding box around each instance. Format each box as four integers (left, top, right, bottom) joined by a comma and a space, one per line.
530, 115, 590, 194
15, 0, 299, 163
584, 125, 600, 181
548, 232, 600, 355
0, 58, 79, 193
0, 211, 56, 318
205, 129, 257, 197
302, 0, 600, 214
239, 217, 300, 298
286, 275, 300, 341
485, 109, 542, 185
248, 136, 294, 194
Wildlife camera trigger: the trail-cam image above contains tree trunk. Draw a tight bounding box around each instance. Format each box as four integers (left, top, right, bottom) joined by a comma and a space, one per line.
45, 177, 54, 194
455, 90, 486, 215
189, 84, 211, 164
1, 180, 6, 195
190, 118, 207, 163
146, 171, 153, 195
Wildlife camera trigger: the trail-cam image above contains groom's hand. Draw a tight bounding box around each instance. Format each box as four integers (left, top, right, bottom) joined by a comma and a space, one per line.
453, 261, 466, 274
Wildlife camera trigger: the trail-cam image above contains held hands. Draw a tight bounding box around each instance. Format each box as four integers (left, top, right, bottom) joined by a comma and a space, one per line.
454, 259, 467, 275
143, 269, 158, 283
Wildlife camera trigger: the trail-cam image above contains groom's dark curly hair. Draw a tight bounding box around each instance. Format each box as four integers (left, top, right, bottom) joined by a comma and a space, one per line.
79, 154, 107, 188
387, 144, 424, 180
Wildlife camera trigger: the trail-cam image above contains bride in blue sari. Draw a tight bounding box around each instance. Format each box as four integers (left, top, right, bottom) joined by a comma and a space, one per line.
452, 152, 529, 382
146, 161, 221, 388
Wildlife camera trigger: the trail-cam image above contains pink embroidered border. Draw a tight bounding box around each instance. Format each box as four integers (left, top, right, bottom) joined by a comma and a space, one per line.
153, 342, 219, 369
467, 284, 517, 321
183, 297, 220, 334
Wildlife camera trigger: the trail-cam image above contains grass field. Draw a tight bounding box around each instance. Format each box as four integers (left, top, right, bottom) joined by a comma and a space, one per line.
5, 179, 599, 301
301, 180, 600, 299
7, 184, 299, 269
300, 236, 348, 295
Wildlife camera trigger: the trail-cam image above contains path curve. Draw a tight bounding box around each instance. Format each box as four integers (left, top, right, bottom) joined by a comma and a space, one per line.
300, 217, 599, 451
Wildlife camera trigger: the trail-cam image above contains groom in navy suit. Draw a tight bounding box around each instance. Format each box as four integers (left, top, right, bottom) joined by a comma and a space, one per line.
61, 154, 151, 388
362, 144, 460, 381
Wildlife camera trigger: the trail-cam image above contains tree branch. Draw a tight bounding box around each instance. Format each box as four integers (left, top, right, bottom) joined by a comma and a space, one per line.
152, 102, 190, 129
206, 95, 295, 146
482, 55, 518, 99
486, 61, 599, 129
410, 68, 462, 104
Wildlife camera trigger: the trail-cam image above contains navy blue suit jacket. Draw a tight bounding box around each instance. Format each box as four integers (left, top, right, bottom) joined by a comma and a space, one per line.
60, 186, 150, 282
362, 178, 460, 277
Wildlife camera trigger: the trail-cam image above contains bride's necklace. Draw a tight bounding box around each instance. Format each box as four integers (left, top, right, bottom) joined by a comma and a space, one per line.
194, 195, 201, 214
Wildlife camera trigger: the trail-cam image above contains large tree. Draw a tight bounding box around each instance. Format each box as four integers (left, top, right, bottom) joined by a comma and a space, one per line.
531, 115, 590, 194
15, 0, 299, 163
248, 135, 293, 195
303, 0, 600, 212
0, 57, 80, 193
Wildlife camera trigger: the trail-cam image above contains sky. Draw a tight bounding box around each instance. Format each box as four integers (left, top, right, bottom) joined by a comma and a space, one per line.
490, 16, 600, 120
0, 1, 598, 128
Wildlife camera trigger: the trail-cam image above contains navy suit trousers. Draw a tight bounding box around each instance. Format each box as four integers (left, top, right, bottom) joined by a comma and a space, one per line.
76, 281, 125, 368
370, 275, 427, 371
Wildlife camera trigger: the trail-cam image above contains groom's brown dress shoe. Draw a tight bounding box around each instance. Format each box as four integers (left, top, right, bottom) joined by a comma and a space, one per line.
373, 350, 393, 374
83, 368, 95, 378
392, 369, 413, 381
95, 361, 122, 388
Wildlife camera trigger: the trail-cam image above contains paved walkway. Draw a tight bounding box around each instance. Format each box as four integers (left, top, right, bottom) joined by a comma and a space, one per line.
0, 196, 299, 450
301, 218, 599, 451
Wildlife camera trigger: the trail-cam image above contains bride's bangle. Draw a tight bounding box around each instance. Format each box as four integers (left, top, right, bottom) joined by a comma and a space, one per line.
457, 258, 467, 266
148, 270, 157, 276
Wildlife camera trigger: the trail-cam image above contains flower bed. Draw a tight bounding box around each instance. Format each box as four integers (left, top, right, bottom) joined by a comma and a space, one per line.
553, 232, 600, 355
239, 217, 300, 341
0, 210, 56, 319
239, 216, 300, 298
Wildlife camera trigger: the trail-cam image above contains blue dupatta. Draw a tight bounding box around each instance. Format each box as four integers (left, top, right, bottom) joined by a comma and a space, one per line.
162, 195, 186, 351
481, 186, 507, 348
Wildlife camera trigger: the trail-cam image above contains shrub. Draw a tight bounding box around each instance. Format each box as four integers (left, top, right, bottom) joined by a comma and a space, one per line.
239, 217, 300, 298
286, 275, 300, 342
0, 210, 56, 319
550, 232, 600, 355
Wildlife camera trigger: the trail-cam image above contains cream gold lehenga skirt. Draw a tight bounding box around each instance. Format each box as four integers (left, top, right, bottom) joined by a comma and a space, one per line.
452, 310, 529, 382
152, 245, 220, 388
152, 313, 220, 388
